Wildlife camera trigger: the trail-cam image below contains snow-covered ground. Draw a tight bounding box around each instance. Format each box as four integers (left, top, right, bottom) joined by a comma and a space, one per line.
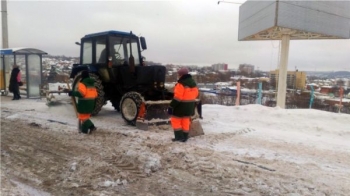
1, 94, 350, 195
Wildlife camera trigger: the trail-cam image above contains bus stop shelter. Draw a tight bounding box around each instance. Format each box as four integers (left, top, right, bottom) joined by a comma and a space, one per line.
0, 48, 47, 98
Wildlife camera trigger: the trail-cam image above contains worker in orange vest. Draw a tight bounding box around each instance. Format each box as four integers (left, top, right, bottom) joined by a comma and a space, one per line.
168, 67, 199, 142
69, 70, 98, 134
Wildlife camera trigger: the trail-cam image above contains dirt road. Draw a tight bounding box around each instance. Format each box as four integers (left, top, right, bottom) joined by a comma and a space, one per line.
1, 96, 350, 195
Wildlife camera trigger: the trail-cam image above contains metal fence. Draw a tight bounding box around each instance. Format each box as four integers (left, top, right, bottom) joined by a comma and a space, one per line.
200, 91, 350, 115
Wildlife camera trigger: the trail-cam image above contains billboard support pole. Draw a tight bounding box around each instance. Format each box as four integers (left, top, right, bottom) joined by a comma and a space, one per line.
276, 34, 290, 108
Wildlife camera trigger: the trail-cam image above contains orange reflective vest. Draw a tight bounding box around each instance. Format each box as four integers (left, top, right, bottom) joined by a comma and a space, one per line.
170, 74, 198, 117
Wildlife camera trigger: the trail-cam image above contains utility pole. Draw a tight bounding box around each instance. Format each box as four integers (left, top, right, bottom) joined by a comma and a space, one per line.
1, 0, 9, 48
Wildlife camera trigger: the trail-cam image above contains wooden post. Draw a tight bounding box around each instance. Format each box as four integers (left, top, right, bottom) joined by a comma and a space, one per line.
309, 85, 314, 109
257, 82, 262, 104
339, 86, 344, 113
236, 81, 241, 106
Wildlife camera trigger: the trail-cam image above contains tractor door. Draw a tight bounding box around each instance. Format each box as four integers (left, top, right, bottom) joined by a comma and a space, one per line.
108, 36, 141, 88
94, 37, 110, 82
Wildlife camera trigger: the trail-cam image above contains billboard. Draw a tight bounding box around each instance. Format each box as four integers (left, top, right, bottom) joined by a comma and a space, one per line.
238, 0, 350, 40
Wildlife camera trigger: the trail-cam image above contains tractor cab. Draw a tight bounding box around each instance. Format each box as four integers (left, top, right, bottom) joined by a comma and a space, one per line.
74, 31, 150, 84
79, 30, 147, 67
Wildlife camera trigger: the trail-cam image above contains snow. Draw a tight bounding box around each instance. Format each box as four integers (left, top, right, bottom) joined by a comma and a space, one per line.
307, 83, 319, 86
201, 104, 350, 152
5, 96, 348, 149
4, 96, 349, 151
11, 180, 50, 196
1, 95, 350, 195
320, 86, 333, 88
198, 87, 211, 91
48, 82, 69, 91
326, 98, 350, 103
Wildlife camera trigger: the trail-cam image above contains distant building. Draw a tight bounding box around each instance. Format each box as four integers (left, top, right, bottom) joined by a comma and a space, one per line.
319, 86, 334, 94
270, 69, 306, 90
212, 63, 228, 71
306, 83, 319, 90
239, 64, 254, 75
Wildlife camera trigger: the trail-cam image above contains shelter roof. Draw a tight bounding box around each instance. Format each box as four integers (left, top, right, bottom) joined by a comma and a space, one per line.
0, 48, 47, 55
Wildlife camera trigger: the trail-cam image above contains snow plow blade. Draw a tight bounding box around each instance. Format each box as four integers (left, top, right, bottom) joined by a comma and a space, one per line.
136, 100, 171, 131
136, 100, 204, 137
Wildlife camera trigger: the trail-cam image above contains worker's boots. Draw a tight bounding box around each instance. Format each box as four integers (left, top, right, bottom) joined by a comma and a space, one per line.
172, 131, 184, 142
89, 125, 97, 133
172, 131, 189, 142
182, 132, 189, 142
81, 119, 94, 134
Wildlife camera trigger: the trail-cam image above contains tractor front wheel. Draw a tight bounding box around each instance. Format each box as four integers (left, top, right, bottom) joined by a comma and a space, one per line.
120, 92, 143, 125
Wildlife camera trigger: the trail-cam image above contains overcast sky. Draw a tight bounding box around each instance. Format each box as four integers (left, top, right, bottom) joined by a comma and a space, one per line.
1, 0, 350, 71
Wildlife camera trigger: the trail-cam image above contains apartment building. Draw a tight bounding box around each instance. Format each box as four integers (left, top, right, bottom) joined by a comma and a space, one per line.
212, 63, 228, 71
270, 69, 306, 90
238, 64, 255, 75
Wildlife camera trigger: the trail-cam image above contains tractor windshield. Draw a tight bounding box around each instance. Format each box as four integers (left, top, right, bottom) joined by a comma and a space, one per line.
109, 36, 140, 66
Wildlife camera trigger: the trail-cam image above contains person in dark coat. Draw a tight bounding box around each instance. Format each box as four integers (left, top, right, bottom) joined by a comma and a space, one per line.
9, 64, 22, 100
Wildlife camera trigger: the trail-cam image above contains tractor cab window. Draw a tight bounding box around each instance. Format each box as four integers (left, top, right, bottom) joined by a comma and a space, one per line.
111, 42, 126, 66
126, 41, 140, 66
96, 38, 106, 63
110, 36, 140, 66
82, 40, 92, 64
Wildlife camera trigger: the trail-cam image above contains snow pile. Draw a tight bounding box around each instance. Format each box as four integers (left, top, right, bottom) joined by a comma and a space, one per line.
202, 104, 350, 152
125, 149, 162, 174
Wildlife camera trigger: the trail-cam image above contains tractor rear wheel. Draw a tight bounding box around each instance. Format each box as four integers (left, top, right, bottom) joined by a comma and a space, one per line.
120, 92, 142, 125
72, 72, 105, 116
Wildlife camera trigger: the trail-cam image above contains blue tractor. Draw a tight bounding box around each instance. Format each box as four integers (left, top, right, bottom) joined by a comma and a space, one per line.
70, 30, 173, 126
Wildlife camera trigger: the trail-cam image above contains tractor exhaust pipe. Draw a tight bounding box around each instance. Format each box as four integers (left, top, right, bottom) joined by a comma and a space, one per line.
129, 31, 135, 73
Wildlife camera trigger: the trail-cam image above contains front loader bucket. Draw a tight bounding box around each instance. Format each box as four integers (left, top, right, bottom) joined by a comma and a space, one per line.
136, 100, 171, 130
136, 100, 205, 138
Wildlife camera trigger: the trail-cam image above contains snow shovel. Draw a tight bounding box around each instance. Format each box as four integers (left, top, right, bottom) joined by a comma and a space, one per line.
188, 101, 204, 137
188, 119, 204, 138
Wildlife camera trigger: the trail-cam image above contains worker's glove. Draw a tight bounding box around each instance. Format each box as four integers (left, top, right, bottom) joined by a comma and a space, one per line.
167, 107, 173, 115
68, 91, 73, 96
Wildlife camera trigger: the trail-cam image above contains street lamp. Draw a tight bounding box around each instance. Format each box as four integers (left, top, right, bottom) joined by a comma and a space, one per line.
218, 1, 243, 5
